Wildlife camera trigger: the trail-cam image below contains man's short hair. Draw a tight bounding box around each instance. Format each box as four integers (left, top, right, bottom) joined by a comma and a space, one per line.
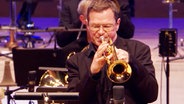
87, 0, 120, 21
77, 0, 92, 16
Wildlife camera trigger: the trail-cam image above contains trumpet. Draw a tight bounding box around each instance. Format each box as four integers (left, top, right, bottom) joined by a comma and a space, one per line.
100, 36, 132, 83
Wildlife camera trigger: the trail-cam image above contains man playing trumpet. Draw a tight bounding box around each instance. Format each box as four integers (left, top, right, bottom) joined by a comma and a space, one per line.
66, 0, 158, 104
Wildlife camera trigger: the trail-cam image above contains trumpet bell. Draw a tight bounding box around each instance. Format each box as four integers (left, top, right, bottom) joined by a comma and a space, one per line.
107, 60, 132, 83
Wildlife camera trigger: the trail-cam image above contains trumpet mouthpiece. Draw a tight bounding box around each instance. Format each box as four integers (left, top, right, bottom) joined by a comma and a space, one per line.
100, 36, 105, 43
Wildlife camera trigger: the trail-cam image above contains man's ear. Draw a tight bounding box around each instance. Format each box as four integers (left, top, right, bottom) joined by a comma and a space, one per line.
116, 18, 121, 31
79, 15, 86, 24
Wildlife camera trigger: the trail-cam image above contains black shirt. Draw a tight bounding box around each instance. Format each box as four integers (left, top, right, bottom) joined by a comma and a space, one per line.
66, 37, 158, 104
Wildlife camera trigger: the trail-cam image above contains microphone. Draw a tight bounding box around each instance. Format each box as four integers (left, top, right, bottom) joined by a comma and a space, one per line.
112, 85, 125, 104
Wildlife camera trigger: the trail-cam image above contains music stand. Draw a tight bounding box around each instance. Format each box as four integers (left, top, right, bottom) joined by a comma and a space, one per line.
12, 47, 68, 86
13, 92, 79, 103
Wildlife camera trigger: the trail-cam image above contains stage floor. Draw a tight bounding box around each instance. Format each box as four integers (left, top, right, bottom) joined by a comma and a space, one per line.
0, 17, 184, 104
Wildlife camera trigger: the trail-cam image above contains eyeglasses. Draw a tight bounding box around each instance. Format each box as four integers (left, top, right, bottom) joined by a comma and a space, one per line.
88, 24, 115, 32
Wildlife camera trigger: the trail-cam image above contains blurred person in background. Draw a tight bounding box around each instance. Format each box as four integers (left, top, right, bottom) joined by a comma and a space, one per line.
56, 0, 135, 48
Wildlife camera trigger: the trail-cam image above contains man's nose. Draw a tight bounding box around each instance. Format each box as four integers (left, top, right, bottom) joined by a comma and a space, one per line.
98, 25, 106, 34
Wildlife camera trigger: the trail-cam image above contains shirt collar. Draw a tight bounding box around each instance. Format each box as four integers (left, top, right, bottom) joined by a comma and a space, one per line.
85, 43, 96, 58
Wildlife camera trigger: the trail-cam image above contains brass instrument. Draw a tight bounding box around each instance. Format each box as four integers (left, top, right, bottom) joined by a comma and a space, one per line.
39, 69, 68, 87
39, 48, 77, 87
100, 36, 132, 83
67, 52, 76, 59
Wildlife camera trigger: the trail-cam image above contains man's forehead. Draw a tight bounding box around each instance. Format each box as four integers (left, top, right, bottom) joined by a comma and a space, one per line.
89, 8, 113, 14
88, 9, 115, 23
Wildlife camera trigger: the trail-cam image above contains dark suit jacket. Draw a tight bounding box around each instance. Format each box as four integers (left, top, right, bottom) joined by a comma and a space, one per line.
66, 37, 158, 104
56, 0, 135, 47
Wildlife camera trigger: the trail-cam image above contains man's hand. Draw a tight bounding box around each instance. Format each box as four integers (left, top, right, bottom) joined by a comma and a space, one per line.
115, 47, 129, 63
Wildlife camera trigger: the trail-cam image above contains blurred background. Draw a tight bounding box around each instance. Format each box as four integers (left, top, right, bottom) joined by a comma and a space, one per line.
0, 0, 184, 17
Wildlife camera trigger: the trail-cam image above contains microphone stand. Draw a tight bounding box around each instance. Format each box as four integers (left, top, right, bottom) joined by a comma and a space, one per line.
166, 2, 174, 104
5, 86, 27, 104
162, 32, 171, 104
161, 1, 178, 103
165, 56, 170, 104
0, 52, 12, 59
